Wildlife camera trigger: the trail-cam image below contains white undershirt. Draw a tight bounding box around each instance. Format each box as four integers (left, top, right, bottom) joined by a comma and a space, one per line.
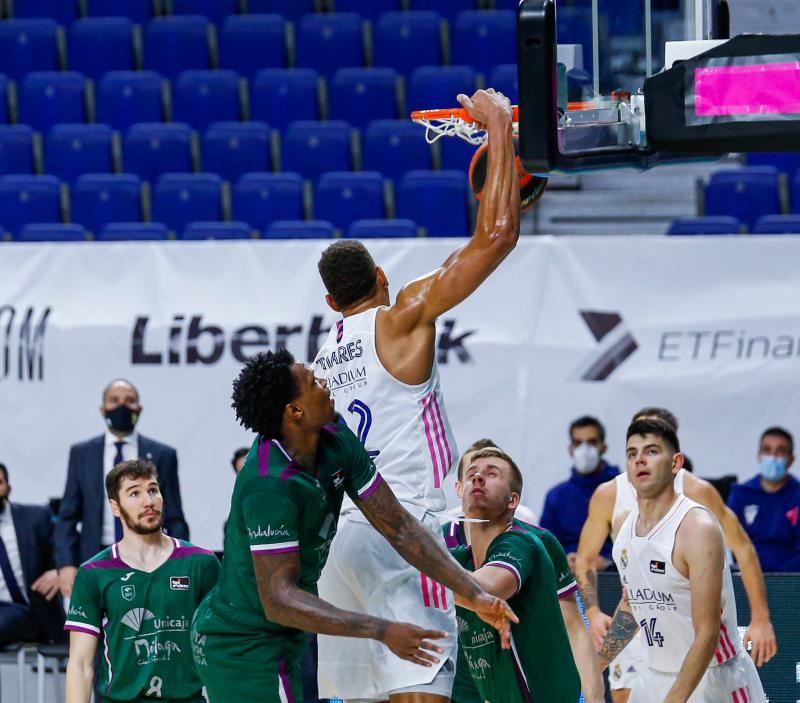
102, 429, 139, 545
0, 503, 27, 603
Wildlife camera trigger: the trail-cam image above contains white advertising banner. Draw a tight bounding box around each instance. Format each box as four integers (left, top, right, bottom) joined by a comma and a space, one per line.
1, 236, 797, 550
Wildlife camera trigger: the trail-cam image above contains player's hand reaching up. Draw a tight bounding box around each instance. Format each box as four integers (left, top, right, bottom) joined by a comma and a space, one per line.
457, 88, 512, 131
381, 622, 447, 667
465, 592, 519, 649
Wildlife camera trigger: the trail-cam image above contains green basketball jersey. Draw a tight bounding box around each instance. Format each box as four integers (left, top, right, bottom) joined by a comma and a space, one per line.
443, 518, 578, 703
65, 538, 220, 702
451, 526, 580, 703
204, 423, 379, 646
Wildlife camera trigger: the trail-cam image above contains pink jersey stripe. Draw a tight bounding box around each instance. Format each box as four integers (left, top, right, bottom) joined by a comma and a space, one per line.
432, 580, 440, 609
258, 438, 270, 476
425, 393, 448, 487
485, 560, 522, 593
720, 621, 737, 659
740, 687, 749, 703
714, 647, 723, 664
439, 582, 447, 610
420, 573, 431, 607
420, 399, 441, 488
731, 690, 740, 703
718, 631, 733, 660
431, 394, 452, 472
64, 623, 100, 637
279, 658, 296, 703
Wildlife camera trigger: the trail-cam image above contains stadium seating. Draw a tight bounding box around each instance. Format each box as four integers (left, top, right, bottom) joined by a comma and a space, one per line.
182, 221, 253, 240
0, 20, 58, 80
373, 12, 442, 78
747, 152, 800, 178
666, 216, 741, 235
173, 70, 242, 131
0, 175, 62, 235
68, 18, 135, 80
329, 68, 400, 129
250, 69, 320, 131
295, 13, 364, 78
406, 0, 476, 20
314, 171, 385, 230
407, 66, 478, 113
98, 222, 170, 241
245, 0, 315, 22
751, 215, 800, 235
219, 15, 286, 78
71, 174, 142, 234
347, 218, 417, 239
19, 72, 87, 133
704, 167, 781, 231
85, 0, 155, 24
202, 122, 272, 182
441, 137, 476, 172
171, 0, 238, 25
152, 173, 223, 232
331, 0, 402, 20
362, 120, 433, 181
96, 72, 164, 131
452, 11, 517, 77
0, 75, 7, 124
281, 121, 352, 181
396, 170, 470, 237
17, 224, 86, 242
44, 124, 114, 183
123, 123, 194, 184
0, 126, 34, 175
489, 64, 519, 104
9, 0, 78, 26
143, 16, 211, 80
264, 220, 335, 239
232, 172, 304, 230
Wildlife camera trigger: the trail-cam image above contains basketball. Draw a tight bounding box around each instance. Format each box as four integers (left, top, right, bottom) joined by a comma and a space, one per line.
468, 137, 548, 212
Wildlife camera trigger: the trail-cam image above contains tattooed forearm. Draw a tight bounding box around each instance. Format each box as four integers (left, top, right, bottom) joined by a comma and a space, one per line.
598, 609, 639, 667
358, 481, 483, 601
577, 568, 599, 611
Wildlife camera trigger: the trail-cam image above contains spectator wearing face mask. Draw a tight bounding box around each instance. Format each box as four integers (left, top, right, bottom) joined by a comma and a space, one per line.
540, 416, 619, 566
54, 379, 189, 598
727, 427, 800, 572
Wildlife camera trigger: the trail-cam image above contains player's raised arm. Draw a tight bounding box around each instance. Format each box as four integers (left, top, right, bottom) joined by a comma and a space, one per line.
356, 479, 518, 647
387, 89, 520, 332
65, 631, 97, 703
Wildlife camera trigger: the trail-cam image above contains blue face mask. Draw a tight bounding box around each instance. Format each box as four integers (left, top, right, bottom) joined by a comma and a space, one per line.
759, 455, 788, 482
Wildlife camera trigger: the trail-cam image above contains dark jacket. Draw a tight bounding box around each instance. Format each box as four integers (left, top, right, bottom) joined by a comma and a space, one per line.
54, 434, 189, 568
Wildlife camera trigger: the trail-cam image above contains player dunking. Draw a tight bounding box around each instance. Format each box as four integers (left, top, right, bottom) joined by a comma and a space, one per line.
600, 420, 766, 703
313, 88, 520, 702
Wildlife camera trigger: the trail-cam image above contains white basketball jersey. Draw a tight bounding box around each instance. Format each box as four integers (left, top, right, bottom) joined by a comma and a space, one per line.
612, 468, 686, 524
613, 496, 740, 673
314, 307, 457, 517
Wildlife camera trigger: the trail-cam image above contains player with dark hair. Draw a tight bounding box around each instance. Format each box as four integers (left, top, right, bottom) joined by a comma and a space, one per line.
313, 87, 521, 703
631, 407, 679, 431
600, 420, 766, 703
65, 460, 219, 703
191, 350, 516, 703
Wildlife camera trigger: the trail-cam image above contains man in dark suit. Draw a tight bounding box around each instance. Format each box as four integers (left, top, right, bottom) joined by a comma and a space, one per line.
0, 462, 65, 646
55, 378, 189, 597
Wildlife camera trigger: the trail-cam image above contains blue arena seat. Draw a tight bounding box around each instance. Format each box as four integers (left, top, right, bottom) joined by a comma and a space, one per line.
245, 0, 315, 23
0, 125, 34, 174
44, 124, 113, 183
96, 71, 164, 131
314, 171, 385, 230
373, 12, 442, 78
0, 75, 9, 124
123, 123, 193, 183
281, 121, 352, 182
330, 0, 402, 20
407, 66, 478, 113
362, 120, 433, 181
493, 0, 524, 8
10, 0, 78, 25
347, 218, 417, 239
182, 221, 253, 240
0, 20, 59, 81
557, 6, 597, 76
250, 69, 319, 131
202, 122, 272, 182
0, 175, 61, 235
20, 72, 86, 132
219, 14, 286, 78
406, 0, 476, 19
296, 13, 364, 78
143, 16, 211, 80
173, 70, 241, 131
98, 222, 169, 241
441, 137, 476, 172
396, 170, 470, 237
746, 152, 800, 178
704, 167, 781, 230
793, 171, 800, 214
452, 11, 516, 77
171, 0, 238, 25
489, 63, 519, 104
264, 220, 335, 239
329, 68, 399, 129
751, 215, 800, 235
85, 0, 154, 23
17, 224, 86, 242
666, 216, 741, 235
71, 174, 142, 233
232, 172, 304, 230
152, 173, 222, 232
68, 18, 134, 81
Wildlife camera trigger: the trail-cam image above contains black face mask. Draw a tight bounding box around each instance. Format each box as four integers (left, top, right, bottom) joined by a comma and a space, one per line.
105, 405, 138, 434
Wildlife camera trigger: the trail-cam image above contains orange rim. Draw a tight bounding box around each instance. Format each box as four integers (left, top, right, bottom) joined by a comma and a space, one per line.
410, 105, 520, 123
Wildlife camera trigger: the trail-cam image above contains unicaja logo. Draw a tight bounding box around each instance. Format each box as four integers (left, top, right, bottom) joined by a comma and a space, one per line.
575, 310, 638, 381
122, 608, 155, 632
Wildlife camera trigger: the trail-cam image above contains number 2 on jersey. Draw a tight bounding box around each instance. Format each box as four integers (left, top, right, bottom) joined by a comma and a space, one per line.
640, 617, 665, 647
347, 399, 380, 458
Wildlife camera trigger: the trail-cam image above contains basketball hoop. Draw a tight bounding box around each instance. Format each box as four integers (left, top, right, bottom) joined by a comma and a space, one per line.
410, 106, 520, 145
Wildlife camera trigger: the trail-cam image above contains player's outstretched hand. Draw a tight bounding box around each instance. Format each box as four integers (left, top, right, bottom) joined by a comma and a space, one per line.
744, 619, 777, 667
381, 622, 447, 667
457, 88, 512, 131
466, 592, 519, 649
